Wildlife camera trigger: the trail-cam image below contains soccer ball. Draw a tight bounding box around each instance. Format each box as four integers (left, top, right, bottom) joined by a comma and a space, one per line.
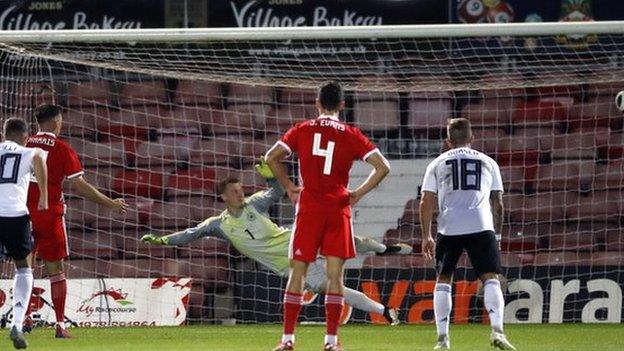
616, 91, 624, 112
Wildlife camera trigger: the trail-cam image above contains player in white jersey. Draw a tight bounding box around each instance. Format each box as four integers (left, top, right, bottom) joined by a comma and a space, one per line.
420, 118, 515, 350
0, 118, 48, 349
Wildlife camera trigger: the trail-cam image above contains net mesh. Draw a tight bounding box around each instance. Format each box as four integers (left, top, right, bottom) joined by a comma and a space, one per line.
0, 28, 623, 325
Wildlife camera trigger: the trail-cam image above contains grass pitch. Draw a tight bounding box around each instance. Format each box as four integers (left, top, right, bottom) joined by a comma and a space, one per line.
3, 324, 623, 351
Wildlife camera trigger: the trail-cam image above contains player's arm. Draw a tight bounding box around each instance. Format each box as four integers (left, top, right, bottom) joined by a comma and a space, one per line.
490, 191, 504, 237
250, 157, 286, 213
32, 149, 48, 210
70, 176, 128, 214
420, 191, 437, 260
265, 143, 300, 205
349, 151, 390, 206
141, 217, 221, 246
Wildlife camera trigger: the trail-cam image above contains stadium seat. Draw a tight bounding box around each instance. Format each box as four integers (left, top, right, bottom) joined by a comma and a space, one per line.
93, 197, 150, 229
567, 98, 616, 131
501, 224, 540, 252
591, 251, 624, 266
548, 230, 600, 252
565, 191, 622, 223
118, 80, 166, 106
69, 231, 120, 259
460, 98, 515, 128
240, 168, 267, 195
278, 87, 317, 104
513, 99, 569, 127
177, 257, 231, 290
354, 100, 400, 133
227, 103, 271, 132
471, 128, 507, 152
82, 166, 118, 190
68, 139, 126, 167
134, 136, 196, 167
383, 225, 424, 251
65, 198, 98, 230
536, 161, 595, 192
164, 105, 206, 135
104, 258, 174, 278
407, 93, 452, 134
533, 252, 592, 265
66, 80, 110, 107
62, 107, 99, 138
528, 73, 582, 99
166, 167, 217, 197
540, 132, 602, 159
504, 193, 566, 223
586, 73, 624, 97
228, 83, 274, 105
183, 196, 223, 221
99, 109, 151, 141
208, 108, 255, 135
117, 231, 175, 259
174, 79, 222, 106
111, 169, 165, 199
190, 138, 237, 166
148, 200, 196, 230
593, 160, 624, 190
10, 81, 55, 108
399, 198, 419, 225
481, 135, 540, 156
500, 165, 530, 193
265, 105, 313, 133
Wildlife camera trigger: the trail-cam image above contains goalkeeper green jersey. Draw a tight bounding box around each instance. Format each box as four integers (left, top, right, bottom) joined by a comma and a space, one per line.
165, 179, 292, 275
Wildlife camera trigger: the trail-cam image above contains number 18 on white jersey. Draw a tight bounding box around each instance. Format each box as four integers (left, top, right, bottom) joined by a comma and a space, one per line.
0, 141, 38, 217
421, 147, 504, 236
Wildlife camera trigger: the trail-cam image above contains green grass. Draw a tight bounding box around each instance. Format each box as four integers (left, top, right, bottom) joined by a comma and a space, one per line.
4, 324, 623, 351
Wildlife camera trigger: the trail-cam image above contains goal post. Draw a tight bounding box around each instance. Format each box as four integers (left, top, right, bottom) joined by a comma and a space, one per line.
0, 21, 622, 326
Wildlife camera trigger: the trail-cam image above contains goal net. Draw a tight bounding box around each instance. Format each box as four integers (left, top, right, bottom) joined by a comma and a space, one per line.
0, 22, 622, 326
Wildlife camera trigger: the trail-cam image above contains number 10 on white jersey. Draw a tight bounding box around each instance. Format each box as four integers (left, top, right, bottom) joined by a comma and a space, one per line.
313, 133, 335, 175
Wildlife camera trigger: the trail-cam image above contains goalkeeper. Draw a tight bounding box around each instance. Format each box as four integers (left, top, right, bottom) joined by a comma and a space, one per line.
142, 158, 411, 324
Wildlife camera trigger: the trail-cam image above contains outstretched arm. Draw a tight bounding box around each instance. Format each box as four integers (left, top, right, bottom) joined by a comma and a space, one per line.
71, 176, 128, 214
250, 157, 286, 213
349, 151, 390, 206
32, 150, 48, 211
142, 217, 223, 246
490, 190, 504, 243
265, 144, 300, 205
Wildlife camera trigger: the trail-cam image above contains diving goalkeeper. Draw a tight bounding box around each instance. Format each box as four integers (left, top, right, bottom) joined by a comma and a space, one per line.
142, 158, 410, 324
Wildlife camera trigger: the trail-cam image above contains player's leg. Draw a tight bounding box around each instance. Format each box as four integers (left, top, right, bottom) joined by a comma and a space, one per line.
354, 235, 412, 256
433, 234, 463, 350
305, 260, 396, 324
274, 213, 323, 351
465, 231, 515, 350
2, 215, 34, 349
324, 255, 346, 350
34, 214, 72, 338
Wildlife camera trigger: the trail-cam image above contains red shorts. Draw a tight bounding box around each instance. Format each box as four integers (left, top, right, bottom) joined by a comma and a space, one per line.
30, 212, 68, 261
289, 212, 356, 263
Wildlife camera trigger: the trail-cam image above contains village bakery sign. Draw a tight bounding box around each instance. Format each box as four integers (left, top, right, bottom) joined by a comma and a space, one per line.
0, 0, 165, 30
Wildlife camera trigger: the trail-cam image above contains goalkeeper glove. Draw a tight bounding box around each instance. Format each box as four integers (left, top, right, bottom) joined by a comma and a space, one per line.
141, 233, 169, 245
254, 156, 275, 179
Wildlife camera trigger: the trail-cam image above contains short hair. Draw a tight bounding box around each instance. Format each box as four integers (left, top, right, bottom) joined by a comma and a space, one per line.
217, 176, 241, 196
317, 81, 344, 111
447, 118, 472, 145
4, 117, 29, 139
34, 104, 62, 124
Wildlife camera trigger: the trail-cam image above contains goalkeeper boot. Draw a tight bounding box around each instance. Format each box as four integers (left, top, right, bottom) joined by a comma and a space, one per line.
9, 325, 28, 349
323, 343, 343, 351
55, 324, 73, 339
490, 331, 516, 350
433, 335, 450, 350
383, 307, 400, 325
22, 317, 33, 334
378, 243, 412, 256
272, 341, 294, 351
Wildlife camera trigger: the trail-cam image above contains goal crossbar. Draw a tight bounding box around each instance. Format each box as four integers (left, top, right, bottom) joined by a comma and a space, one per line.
0, 21, 623, 43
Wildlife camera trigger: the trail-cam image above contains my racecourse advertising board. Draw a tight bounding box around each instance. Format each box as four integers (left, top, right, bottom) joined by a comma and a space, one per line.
0, 278, 191, 327
238, 267, 623, 324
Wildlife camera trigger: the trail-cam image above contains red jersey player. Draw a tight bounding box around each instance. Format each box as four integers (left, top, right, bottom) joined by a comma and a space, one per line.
265, 82, 390, 351
26, 104, 129, 338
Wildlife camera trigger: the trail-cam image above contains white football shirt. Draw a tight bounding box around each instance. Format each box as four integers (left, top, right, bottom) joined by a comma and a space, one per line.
0, 141, 38, 217
421, 146, 503, 236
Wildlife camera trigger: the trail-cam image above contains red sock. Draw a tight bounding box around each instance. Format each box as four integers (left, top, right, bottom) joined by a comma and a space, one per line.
283, 292, 303, 336
50, 273, 67, 325
325, 293, 344, 338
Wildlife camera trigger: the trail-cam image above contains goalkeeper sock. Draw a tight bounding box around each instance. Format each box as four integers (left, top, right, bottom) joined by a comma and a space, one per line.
483, 279, 505, 333
434, 283, 452, 337
50, 272, 67, 327
282, 292, 303, 343
343, 287, 384, 315
11, 268, 33, 332
324, 293, 344, 344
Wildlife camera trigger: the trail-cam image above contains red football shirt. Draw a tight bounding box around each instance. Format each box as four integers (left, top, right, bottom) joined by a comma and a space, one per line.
280, 115, 377, 215
27, 132, 84, 215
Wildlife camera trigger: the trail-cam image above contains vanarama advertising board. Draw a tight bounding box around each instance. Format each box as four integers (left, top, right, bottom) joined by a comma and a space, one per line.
0, 278, 191, 327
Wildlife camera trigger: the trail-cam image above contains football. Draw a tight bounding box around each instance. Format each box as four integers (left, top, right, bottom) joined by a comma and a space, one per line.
616, 90, 624, 112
